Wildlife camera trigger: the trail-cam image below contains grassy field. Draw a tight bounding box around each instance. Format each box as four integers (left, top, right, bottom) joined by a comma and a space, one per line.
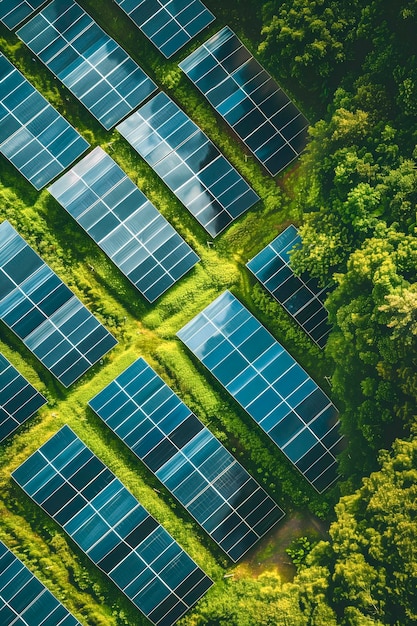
0, 2, 336, 624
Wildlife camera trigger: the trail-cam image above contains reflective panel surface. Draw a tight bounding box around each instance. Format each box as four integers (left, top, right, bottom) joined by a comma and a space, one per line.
17, 0, 157, 129
48, 147, 199, 302
179, 26, 309, 176
177, 291, 344, 492
247, 225, 331, 348
0, 221, 117, 387
115, 0, 215, 58
0, 53, 89, 189
12, 425, 213, 626
0, 353, 46, 442
89, 357, 285, 561
117, 92, 259, 237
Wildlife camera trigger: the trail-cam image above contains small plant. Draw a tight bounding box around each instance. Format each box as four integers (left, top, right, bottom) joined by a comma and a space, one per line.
286, 536, 317, 570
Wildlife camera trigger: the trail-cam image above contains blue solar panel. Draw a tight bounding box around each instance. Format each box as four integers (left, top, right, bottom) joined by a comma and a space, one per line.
179, 26, 309, 176
12, 425, 213, 626
0, 540, 81, 626
0, 0, 47, 29
177, 291, 344, 493
17, 0, 157, 130
0, 221, 117, 388
247, 225, 331, 348
114, 0, 215, 59
89, 357, 285, 562
0, 353, 46, 443
117, 92, 259, 237
0, 53, 89, 190
48, 147, 200, 303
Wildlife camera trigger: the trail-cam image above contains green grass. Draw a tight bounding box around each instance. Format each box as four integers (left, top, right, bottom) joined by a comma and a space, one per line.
0, 3, 338, 623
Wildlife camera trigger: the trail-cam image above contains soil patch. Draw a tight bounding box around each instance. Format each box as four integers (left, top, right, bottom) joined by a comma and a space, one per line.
233, 510, 329, 581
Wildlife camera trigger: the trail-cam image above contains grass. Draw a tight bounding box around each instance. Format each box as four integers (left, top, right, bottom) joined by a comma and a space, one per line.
0, 2, 339, 623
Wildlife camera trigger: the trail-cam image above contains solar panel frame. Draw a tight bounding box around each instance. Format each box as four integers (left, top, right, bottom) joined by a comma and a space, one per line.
16, 0, 157, 130
0, 540, 81, 626
0, 0, 48, 29
179, 26, 309, 177
116, 92, 260, 237
0, 353, 47, 443
177, 290, 344, 493
89, 357, 285, 562
0, 53, 89, 190
247, 225, 332, 348
0, 221, 118, 388
48, 147, 200, 303
12, 425, 213, 626
115, 0, 215, 59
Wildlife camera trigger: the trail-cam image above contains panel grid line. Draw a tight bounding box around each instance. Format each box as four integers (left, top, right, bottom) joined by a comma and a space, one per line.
117, 92, 260, 237
179, 26, 309, 176
177, 291, 344, 492
247, 225, 331, 348
48, 147, 199, 302
89, 357, 285, 562
13, 425, 213, 626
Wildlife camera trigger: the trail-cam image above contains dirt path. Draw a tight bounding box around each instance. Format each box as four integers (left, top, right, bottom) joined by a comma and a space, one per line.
234, 510, 329, 581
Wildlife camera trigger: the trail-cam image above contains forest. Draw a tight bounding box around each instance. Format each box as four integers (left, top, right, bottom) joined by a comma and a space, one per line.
0, 0, 416, 625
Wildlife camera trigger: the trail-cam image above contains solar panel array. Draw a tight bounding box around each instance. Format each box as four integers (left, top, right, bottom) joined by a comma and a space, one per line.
0, 53, 89, 190
0, 353, 47, 443
89, 357, 285, 562
177, 291, 344, 493
0, 0, 47, 30
48, 147, 199, 303
247, 225, 331, 348
115, 0, 215, 59
0, 540, 81, 626
179, 26, 309, 176
17, 0, 157, 130
0, 221, 117, 388
117, 92, 259, 237
12, 425, 213, 626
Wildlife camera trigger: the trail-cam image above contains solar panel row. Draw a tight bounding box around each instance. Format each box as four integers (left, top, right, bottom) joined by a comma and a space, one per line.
12, 425, 213, 626
0, 0, 47, 29
0, 221, 117, 388
17, 0, 157, 129
177, 291, 344, 493
0, 353, 46, 443
48, 147, 199, 302
247, 225, 331, 348
115, 0, 215, 59
117, 92, 259, 237
0, 53, 89, 190
0, 540, 81, 626
179, 26, 309, 176
89, 357, 285, 562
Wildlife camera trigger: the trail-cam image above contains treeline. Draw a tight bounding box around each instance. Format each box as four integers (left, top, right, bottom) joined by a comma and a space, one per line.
256, 0, 417, 488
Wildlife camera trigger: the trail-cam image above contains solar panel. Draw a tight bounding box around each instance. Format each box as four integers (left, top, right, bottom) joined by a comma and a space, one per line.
0, 540, 81, 626
48, 147, 200, 303
247, 225, 331, 348
0, 221, 117, 388
0, 0, 47, 29
116, 92, 259, 237
0, 53, 89, 190
114, 0, 215, 59
12, 425, 213, 626
17, 0, 157, 130
89, 357, 285, 562
0, 353, 46, 443
179, 26, 309, 176
177, 291, 344, 493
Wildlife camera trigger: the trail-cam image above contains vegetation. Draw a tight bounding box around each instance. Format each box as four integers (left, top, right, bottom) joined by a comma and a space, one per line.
0, 0, 416, 624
